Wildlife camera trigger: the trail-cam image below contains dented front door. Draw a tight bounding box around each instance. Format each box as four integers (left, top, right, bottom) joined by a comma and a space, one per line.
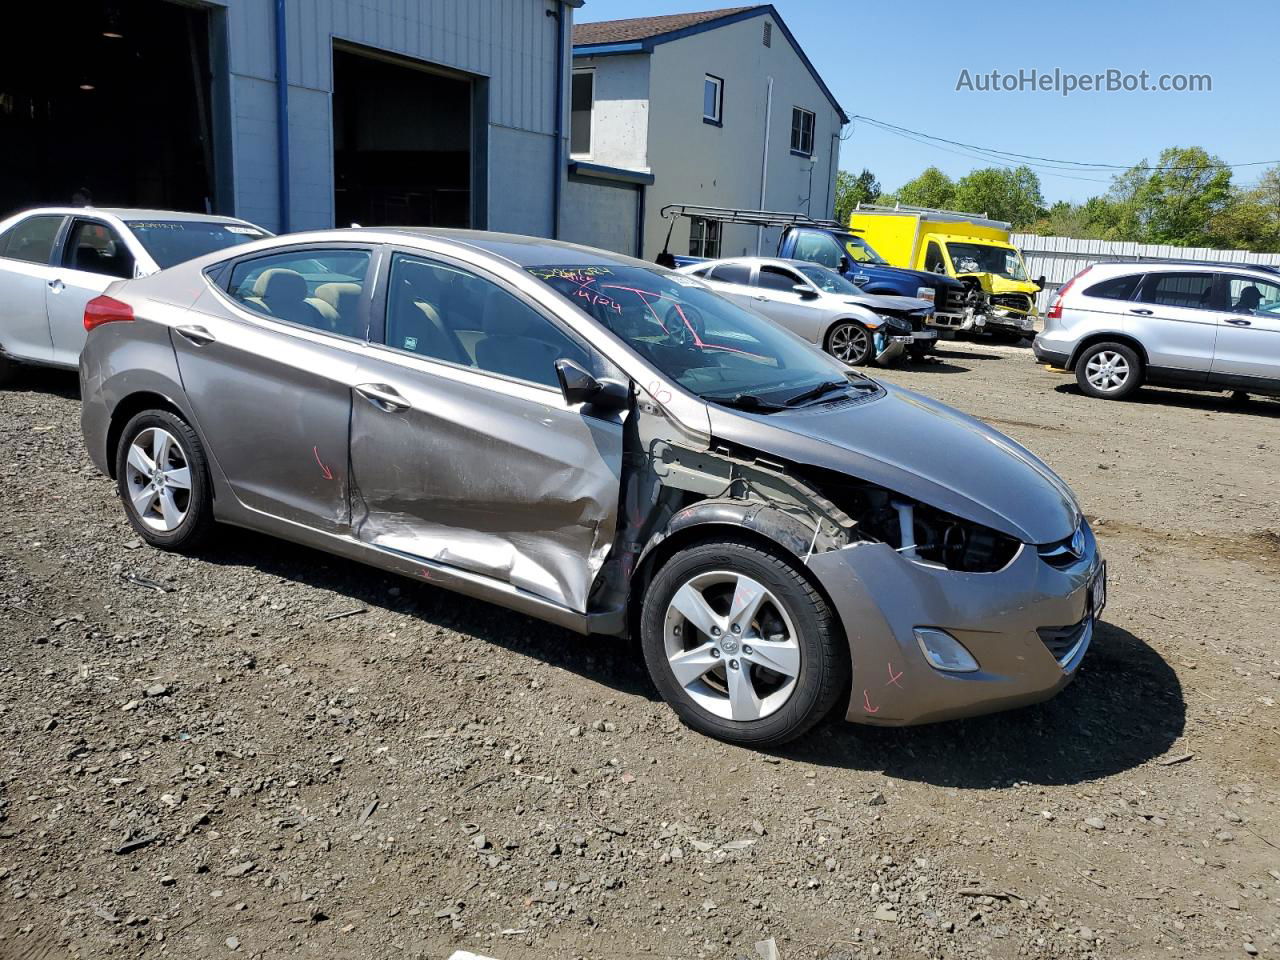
348, 253, 623, 613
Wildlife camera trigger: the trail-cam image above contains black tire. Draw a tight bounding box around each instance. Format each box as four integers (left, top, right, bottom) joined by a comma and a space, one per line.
825, 321, 874, 366
908, 343, 934, 363
640, 538, 849, 747
1074, 341, 1143, 400
114, 409, 215, 551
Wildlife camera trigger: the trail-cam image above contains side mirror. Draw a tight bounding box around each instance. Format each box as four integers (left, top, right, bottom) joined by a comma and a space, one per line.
1036, 275, 1046, 291
792, 283, 820, 300
555, 358, 629, 410
838, 256, 851, 275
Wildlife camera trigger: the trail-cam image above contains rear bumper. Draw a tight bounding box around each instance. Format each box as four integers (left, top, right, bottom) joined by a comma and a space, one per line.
807, 533, 1102, 726
1032, 339, 1071, 369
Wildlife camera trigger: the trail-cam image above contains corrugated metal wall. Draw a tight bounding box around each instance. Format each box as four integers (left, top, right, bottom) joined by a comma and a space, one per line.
1014, 233, 1280, 311
206, 0, 566, 234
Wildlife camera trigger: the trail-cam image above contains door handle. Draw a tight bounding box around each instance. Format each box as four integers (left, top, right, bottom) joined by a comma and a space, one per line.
175, 325, 216, 346
1224, 318, 1253, 327
48, 279, 64, 293
1128, 308, 1153, 315
355, 383, 411, 413
753, 295, 769, 302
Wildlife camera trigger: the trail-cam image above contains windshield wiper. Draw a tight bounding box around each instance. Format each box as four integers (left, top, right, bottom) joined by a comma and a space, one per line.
783, 379, 851, 407
703, 392, 788, 413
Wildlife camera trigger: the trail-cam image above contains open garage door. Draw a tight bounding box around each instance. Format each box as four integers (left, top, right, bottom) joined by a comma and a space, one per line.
333, 45, 477, 229
0, 0, 218, 219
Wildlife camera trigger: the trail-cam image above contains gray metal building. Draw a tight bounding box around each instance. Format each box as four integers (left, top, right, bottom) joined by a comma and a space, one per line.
0, 0, 583, 236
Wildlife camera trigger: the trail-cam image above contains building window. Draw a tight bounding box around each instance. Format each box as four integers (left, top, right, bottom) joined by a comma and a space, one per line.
703, 74, 723, 125
790, 107, 815, 156
689, 217, 722, 258
570, 70, 593, 157
763, 21, 772, 47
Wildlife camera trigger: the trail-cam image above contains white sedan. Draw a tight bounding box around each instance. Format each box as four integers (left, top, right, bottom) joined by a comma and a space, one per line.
678, 257, 937, 366
0, 207, 270, 383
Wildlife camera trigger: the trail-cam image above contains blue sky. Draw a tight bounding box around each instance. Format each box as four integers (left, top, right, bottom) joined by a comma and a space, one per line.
577, 0, 1279, 205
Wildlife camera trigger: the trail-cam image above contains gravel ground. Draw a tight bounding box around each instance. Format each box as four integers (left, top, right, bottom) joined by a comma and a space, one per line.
1, 339, 1279, 960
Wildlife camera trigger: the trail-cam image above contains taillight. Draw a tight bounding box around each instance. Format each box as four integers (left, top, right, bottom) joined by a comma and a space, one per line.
84, 295, 135, 332
1046, 269, 1088, 320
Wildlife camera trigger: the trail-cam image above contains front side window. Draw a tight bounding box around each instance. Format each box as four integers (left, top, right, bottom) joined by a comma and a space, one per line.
129, 220, 268, 269
703, 75, 723, 124
756, 265, 802, 292
924, 241, 947, 274
945, 242, 1027, 281
385, 253, 591, 389
65, 219, 134, 279
570, 71, 594, 157
689, 217, 722, 258
0, 214, 65, 265
790, 107, 815, 155
1138, 272, 1218, 310
227, 248, 371, 337
529, 264, 864, 408
1225, 275, 1280, 316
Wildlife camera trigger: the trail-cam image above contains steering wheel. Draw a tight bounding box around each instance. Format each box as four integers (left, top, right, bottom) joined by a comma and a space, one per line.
663, 303, 705, 348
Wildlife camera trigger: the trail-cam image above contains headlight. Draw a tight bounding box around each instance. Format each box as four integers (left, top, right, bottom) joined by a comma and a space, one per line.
882, 315, 912, 334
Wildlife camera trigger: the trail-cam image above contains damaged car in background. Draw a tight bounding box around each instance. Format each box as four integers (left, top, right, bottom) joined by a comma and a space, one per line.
79, 230, 1106, 746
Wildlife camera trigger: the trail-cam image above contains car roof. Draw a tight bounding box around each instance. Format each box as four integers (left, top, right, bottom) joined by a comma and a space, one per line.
688, 256, 813, 270
1086, 259, 1280, 278
366, 227, 658, 270
4, 206, 260, 227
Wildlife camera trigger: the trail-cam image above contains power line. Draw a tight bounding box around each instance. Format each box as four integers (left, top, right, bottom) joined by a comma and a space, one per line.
851, 114, 1280, 174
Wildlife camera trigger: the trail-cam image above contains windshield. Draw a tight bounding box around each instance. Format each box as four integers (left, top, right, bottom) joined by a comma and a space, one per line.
837, 233, 888, 266
945, 242, 1028, 281
794, 263, 860, 294
127, 220, 271, 269
528, 265, 866, 408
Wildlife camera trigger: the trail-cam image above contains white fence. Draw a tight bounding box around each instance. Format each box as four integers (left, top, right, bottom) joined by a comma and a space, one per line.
1011, 234, 1280, 311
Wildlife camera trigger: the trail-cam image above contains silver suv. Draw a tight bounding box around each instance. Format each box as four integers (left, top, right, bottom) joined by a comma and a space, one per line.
1034, 261, 1280, 401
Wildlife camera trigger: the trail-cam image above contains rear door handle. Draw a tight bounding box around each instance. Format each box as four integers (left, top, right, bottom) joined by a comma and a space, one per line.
175, 325, 216, 346
48, 279, 64, 293
1128, 308, 1153, 316
355, 383, 411, 413
1224, 318, 1253, 327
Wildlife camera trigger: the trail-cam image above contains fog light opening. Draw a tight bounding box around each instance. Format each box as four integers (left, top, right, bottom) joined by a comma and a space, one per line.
914, 628, 979, 673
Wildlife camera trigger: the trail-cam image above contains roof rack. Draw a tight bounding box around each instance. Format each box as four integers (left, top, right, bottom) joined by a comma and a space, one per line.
658, 204, 845, 231
1093, 258, 1280, 273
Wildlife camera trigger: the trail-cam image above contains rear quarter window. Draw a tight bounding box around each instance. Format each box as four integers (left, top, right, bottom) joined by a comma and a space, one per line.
1083, 274, 1141, 301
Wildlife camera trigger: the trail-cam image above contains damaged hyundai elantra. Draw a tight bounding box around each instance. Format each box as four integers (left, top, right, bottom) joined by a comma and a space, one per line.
80, 229, 1105, 746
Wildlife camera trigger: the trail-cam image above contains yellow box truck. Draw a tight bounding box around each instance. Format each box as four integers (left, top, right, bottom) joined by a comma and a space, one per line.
849, 204, 1044, 339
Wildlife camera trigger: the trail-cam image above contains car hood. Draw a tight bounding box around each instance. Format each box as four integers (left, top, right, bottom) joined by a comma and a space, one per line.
706, 382, 1079, 544
838, 292, 933, 313
854, 264, 965, 291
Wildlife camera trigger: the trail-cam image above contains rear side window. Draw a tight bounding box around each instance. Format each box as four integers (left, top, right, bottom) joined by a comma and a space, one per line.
1137, 272, 1218, 310
708, 263, 751, 285
65, 219, 135, 279
227, 248, 371, 337
0, 215, 65, 265
1084, 274, 1141, 301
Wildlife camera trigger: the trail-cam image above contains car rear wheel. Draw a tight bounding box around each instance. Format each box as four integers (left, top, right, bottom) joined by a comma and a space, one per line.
1075, 342, 1143, 400
826, 321, 873, 366
640, 538, 848, 746
114, 410, 214, 551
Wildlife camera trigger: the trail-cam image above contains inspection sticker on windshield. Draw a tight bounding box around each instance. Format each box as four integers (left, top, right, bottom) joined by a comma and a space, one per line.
226, 226, 265, 236
669, 274, 703, 287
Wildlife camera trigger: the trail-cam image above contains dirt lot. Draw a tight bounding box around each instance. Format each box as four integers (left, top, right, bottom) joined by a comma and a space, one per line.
1, 340, 1279, 960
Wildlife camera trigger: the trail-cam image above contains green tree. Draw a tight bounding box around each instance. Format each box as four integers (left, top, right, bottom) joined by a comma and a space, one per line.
1112, 146, 1234, 246
1208, 167, 1280, 252
952, 165, 1045, 227
834, 168, 881, 224
885, 166, 956, 210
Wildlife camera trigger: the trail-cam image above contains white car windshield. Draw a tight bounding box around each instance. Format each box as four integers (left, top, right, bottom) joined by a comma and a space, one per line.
794, 263, 860, 295
529, 265, 872, 410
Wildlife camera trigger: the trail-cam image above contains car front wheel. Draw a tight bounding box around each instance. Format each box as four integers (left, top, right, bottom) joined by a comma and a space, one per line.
114, 409, 214, 551
1075, 342, 1143, 400
825, 321, 873, 366
641, 538, 848, 746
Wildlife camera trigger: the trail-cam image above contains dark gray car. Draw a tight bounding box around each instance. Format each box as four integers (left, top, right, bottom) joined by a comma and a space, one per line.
80, 229, 1105, 746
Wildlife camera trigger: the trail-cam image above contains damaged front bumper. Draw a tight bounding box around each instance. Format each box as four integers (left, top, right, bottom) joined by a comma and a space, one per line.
807, 531, 1103, 726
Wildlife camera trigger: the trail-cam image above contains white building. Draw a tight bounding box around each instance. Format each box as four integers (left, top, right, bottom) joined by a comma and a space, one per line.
564, 5, 847, 260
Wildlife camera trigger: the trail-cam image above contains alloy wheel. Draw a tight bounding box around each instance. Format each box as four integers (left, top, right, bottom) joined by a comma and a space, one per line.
828, 323, 870, 364
663, 570, 801, 721
124, 427, 192, 532
1084, 350, 1130, 392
